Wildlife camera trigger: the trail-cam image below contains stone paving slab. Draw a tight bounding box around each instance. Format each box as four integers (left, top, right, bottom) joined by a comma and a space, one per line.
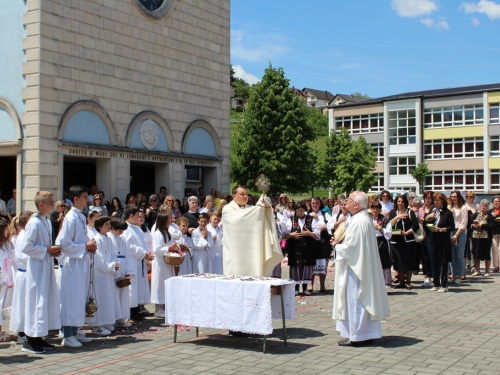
2, 262, 500, 374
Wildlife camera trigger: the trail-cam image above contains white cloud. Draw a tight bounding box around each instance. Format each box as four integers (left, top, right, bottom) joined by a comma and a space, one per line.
460, 0, 500, 20
391, 0, 438, 17
472, 17, 481, 25
231, 29, 288, 63
420, 17, 450, 30
232, 65, 260, 85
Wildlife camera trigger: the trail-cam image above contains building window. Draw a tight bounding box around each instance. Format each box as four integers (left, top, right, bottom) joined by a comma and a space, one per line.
335, 113, 383, 134
491, 136, 500, 157
389, 156, 416, 175
370, 173, 384, 192
423, 104, 483, 128
425, 170, 484, 191
491, 103, 500, 124
372, 143, 384, 162
388, 109, 416, 145
492, 170, 500, 190
424, 138, 484, 159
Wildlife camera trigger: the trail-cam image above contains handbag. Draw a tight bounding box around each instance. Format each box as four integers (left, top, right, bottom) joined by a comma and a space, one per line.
409, 210, 425, 243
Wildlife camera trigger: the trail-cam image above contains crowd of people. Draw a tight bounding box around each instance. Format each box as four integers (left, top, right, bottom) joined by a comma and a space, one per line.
0, 183, 496, 352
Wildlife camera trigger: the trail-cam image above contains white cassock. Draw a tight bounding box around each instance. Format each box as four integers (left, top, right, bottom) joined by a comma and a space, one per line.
150, 229, 176, 304
87, 226, 98, 240
123, 224, 149, 307
222, 197, 283, 277
207, 223, 223, 274
56, 207, 90, 327
9, 229, 28, 333
23, 213, 61, 337
176, 234, 194, 275
0, 242, 15, 328
108, 232, 135, 319
191, 227, 214, 273
89, 233, 120, 327
333, 210, 390, 342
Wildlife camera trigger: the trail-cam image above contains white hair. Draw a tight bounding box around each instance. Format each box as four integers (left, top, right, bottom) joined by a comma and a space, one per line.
351, 191, 368, 209
188, 196, 198, 204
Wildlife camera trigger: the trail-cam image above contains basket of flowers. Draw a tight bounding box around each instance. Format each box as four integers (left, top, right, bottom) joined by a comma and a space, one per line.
164, 246, 185, 266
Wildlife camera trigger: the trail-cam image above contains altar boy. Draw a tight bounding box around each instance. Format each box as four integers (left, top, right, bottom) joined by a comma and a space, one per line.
207, 210, 223, 274
22, 192, 61, 354
191, 213, 214, 273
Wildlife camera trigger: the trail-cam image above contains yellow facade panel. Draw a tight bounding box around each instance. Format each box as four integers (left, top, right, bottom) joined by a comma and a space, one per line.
333, 103, 383, 117
489, 158, 500, 169
423, 125, 483, 140
488, 92, 500, 103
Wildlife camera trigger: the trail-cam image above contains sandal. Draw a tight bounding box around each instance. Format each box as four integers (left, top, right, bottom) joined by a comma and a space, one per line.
0, 331, 13, 342
406, 284, 413, 290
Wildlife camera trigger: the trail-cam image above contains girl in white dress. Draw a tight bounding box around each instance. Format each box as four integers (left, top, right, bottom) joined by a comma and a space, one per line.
0, 218, 15, 342
151, 210, 178, 318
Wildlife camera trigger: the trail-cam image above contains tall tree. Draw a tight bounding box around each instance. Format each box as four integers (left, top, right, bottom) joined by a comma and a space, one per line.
316, 128, 377, 194
410, 162, 431, 194
304, 107, 328, 138
230, 64, 316, 193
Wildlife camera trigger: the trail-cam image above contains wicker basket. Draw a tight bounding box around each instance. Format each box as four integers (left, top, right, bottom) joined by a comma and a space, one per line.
164, 254, 185, 266
116, 278, 131, 288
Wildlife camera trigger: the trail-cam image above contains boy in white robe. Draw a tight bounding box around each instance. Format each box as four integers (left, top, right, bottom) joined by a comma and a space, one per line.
191, 213, 214, 273
56, 185, 97, 348
331, 191, 390, 347
90, 216, 120, 336
22, 192, 61, 353
122, 205, 154, 321
207, 210, 223, 275
175, 216, 193, 275
108, 218, 134, 327
9, 211, 33, 344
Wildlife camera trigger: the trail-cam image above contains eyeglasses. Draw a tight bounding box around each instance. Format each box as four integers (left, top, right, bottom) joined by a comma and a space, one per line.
466, 195, 473, 198
381, 195, 389, 198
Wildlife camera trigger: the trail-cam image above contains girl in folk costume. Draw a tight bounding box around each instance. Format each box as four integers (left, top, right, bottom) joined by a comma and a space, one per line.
9, 211, 33, 344
283, 202, 318, 295
309, 197, 332, 293
107, 218, 134, 328
0, 218, 15, 342
151, 210, 178, 318
370, 200, 393, 289
175, 216, 194, 276
207, 210, 223, 275
90, 216, 120, 336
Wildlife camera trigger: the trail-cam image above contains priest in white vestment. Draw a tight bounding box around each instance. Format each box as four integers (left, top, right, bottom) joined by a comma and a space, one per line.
222, 185, 283, 277
331, 191, 390, 347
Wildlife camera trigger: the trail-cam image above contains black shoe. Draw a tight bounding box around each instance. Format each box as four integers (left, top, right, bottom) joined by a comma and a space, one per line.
229, 330, 249, 338
131, 314, 146, 321
338, 339, 373, 347
38, 338, 55, 350
22, 340, 45, 354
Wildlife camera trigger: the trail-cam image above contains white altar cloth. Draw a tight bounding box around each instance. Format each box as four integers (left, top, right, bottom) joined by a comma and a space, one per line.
165, 275, 295, 335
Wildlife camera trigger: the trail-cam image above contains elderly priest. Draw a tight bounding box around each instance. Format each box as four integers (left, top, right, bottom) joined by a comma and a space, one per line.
331, 191, 390, 347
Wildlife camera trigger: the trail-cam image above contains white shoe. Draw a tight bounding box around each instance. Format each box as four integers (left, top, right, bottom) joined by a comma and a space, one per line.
115, 320, 132, 328
92, 327, 111, 336
422, 278, 432, 287
303, 290, 312, 295
17, 335, 27, 344
104, 325, 115, 332
62, 336, 83, 348
76, 333, 93, 343
454, 278, 461, 284
154, 310, 165, 318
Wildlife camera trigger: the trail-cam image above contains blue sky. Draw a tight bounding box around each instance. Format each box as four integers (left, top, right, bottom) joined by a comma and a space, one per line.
230, 0, 500, 98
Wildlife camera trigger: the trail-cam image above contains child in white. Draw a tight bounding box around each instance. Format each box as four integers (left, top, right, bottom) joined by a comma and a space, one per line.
151, 211, 177, 317
90, 216, 120, 336
191, 213, 214, 273
175, 216, 193, 275
207, 210, 223, 275
107, 218, 134, 327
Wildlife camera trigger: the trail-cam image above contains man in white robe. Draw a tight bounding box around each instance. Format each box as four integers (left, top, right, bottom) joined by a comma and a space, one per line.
22, 192, 61, 354
331, 191, 390, 347
222, 185, 283, 277
56, 185, 97, 348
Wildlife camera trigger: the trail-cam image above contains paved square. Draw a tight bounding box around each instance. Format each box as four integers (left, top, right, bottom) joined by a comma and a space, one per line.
1, 262, 499, 375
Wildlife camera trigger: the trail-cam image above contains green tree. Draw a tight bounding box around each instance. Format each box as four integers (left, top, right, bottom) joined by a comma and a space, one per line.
230, 64, 316, 194
410, 162, 431, 194
351, 92, 371, 100
316, 128, 377, 194
230, 64, 252, 98
304, 106, 328, 138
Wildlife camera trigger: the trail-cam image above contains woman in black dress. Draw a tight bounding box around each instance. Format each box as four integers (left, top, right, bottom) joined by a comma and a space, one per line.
424, 192, 455, 292
283, 202, 317, 295
389, 194, 419, 289
470, 199, 494, 277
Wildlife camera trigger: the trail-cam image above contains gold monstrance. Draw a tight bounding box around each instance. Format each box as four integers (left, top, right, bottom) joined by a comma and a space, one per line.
255, 174, 271, 196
